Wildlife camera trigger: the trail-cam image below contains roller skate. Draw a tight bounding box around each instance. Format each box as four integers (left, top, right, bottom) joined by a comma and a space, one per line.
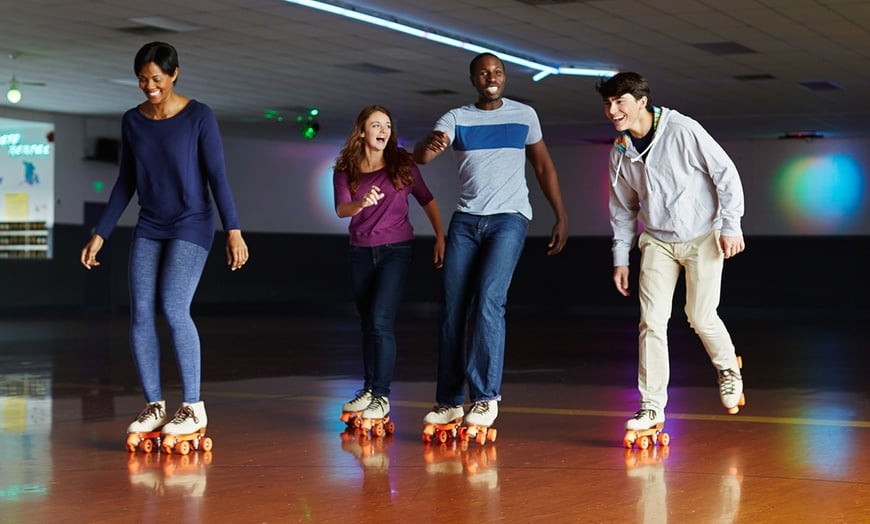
623, 408, 669, 450
339, 389, 372, 429
720, 355, 745, 414
462, 400, 498, 446
422, 404, 465, 444
161, 401, 213, 456
357, 396, 395, 439
125, 400, 168, 453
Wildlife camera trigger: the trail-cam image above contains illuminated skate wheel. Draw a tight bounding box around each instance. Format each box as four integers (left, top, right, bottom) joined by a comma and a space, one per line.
475, 431, 486, 446
436, 429, 449, 444
200, 437, 213, 452
486, 428, 497, 443
373, 424, 386, 438
385, 421, 395, 435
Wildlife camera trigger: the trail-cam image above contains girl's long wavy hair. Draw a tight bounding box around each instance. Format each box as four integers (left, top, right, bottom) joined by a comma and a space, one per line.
335, 105, 415, 194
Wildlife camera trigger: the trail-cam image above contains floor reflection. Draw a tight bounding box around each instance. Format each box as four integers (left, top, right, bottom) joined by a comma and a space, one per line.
0, 367, 52, 504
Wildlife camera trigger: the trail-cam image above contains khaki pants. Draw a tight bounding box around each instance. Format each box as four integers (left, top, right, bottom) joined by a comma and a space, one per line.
636, 230, 739, 412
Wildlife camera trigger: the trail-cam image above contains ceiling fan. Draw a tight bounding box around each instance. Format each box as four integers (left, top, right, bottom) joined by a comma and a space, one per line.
3, 51, 46, 104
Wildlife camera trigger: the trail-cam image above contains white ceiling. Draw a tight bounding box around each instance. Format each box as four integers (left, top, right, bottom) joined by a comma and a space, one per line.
1, 0, 868, 145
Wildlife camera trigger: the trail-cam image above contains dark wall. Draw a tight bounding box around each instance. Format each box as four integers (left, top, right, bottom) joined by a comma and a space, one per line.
1, 225, 867, 313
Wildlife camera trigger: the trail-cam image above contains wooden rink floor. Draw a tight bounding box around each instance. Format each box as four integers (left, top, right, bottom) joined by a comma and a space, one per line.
1, 307, 868, 523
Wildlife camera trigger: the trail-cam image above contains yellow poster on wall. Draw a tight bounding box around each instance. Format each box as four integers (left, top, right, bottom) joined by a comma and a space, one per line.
3, 193, 28, 221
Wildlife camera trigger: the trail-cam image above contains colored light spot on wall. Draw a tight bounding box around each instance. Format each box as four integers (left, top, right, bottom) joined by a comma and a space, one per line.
775, 155, 865, 233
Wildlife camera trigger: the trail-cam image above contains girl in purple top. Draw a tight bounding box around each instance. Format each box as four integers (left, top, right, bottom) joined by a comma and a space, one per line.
80, 42, 249, 443
334, 105, 444, 423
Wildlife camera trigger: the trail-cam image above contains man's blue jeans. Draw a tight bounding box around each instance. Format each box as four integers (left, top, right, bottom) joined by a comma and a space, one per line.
349, 240, 413, 397
437, 212, 528, 406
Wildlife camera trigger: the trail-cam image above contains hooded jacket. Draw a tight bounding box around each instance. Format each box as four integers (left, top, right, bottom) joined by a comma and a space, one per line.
608, 106, 744, 266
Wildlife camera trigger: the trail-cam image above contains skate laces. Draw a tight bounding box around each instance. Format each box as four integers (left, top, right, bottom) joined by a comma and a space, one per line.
136, 402, 165, 422
430, 404, 453, 414
367, 396, 387, 412
632, 409, 656, 421
169, 406, 198, 425
351, 389, 372, 402
719, 369, 741, 395
469, 401, 490, 415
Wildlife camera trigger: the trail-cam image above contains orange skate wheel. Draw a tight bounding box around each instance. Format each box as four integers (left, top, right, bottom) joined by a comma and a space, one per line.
422, 432, 433, 443
353, 416, 363, 428
139, 438, 154, 453
457, 426, 469, 441
475, 431, 486, 445
385, 421, 395, 434
658, 432, 670, 447
126, 435, 139, 453
374, 424, 386, 438
436, 430, 449, 444
638, 435, 651, 450
175, 440, 191, 455
201, 437, 213, 452
486, 428, 497, 443
736, 355, 743, 369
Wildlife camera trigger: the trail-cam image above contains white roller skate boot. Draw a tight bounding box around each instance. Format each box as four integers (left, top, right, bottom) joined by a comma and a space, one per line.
341, 389, 373, 427
624, 408, 668, 450
127, 400, 168, 433
361, 396, 390, 419
464, 400, 498, 445
625, 408, 665, 431
423, 404, 464, 425
357, 395, 394, 439
464, 400, 498, 427
161, 401, 211, 455
126, 400, 168, 453
718, 368, 745, 414
342, 389, 373, 412
422, 404, 465, 444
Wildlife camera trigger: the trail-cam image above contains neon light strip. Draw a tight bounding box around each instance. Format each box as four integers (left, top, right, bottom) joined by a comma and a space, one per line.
282, 0, 617, 81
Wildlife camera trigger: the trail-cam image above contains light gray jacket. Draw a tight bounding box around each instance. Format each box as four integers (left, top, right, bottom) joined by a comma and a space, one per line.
608, 107, 744, 266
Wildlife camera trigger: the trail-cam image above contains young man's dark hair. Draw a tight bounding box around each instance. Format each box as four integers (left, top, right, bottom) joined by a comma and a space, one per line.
595, 72, 652, 106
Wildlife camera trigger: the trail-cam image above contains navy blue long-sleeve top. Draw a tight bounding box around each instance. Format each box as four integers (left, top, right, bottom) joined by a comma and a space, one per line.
94, 100, 241, 250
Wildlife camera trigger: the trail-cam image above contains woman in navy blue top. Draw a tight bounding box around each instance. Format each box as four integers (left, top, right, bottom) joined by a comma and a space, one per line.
80, 42, 249, 444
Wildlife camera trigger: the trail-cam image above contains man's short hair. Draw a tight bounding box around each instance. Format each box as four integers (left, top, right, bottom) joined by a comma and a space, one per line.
595, 72, 651, 106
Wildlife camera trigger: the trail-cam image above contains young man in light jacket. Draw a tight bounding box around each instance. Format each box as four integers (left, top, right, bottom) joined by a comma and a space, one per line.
596, 72, 746, 433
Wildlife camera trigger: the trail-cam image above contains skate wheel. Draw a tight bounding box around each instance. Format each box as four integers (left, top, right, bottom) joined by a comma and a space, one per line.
736, 355, 743, 369
436, 430, 449, 444
176, 440, 191, 455
727, 404, 740, 415
638, 436, 651, 450
475, 431, 486, 445
201, 437, 213, 452
738, 393, 746, 407
126, 435, 139, 453
385, 421, 395, 435
139, 438, 154, 453
352, 416, 363, 428
422, 432, 433, 443
658, 432, 670, 447
374, 424, 386, 438
487, 428, 497, 443
457, 426, 468, 442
